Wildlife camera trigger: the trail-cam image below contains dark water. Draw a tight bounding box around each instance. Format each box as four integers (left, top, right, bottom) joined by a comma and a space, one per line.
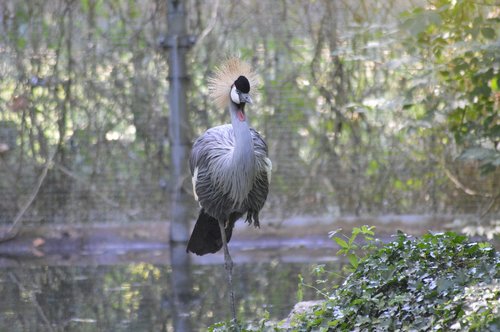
0, 243, 340, 331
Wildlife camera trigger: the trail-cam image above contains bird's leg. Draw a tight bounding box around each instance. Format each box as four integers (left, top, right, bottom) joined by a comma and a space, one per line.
218, 219, 238, 325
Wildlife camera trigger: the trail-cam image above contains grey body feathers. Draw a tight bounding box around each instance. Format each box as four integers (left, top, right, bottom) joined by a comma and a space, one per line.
190, 124, 270, 227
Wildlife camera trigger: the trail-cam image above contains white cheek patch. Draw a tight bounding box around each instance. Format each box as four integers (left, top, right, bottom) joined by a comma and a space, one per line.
230, 86, 240, 104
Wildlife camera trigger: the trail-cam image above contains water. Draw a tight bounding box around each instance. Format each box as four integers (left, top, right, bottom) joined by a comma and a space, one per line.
0, 215, 459, 331
0, 241, 341, 331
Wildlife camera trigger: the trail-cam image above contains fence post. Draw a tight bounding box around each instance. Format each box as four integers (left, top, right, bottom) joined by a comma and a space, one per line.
164, 0, 195, 243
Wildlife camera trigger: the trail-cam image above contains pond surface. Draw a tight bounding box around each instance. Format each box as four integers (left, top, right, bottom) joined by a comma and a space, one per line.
1, 215, 449, 331
0, 239, 341, 331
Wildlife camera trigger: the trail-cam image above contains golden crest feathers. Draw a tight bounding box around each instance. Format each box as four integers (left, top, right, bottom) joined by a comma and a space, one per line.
208, 58, 259, 108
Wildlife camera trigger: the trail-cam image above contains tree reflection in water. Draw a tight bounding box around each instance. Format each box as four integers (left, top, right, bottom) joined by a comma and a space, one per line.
0, 254, 332, 331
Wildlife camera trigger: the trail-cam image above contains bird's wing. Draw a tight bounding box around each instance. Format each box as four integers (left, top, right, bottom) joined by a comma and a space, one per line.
249, 128, 268, 153
190, 124, 233, 175
189, 137, 202, 176
245, 128, 271, 218
190, 124, 234, 205
242, 128, 271, 227
250, 128, 272, 184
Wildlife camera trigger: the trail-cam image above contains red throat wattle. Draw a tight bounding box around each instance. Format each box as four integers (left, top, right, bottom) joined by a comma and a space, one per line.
237, 110, 246, 122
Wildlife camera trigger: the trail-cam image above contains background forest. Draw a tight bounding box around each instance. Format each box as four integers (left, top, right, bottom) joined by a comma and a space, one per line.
0, 0, 499, 232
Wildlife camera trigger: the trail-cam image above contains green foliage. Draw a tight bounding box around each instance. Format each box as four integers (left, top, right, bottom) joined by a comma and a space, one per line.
329, 226, 379, 272
293, 232, 500, 331
402, 0, 500, 174
296, 226, 380, 306
2, 0, 498, 223
212, 232, 499, 331
297, 274, 304, 302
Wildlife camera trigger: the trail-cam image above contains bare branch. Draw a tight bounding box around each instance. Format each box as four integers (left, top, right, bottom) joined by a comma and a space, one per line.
9, 272, 55, 332
443, 167, 493, 198
0, 151, 55, 243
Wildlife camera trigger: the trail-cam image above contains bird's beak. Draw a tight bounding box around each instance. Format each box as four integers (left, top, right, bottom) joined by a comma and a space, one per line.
240, 93, 252, 104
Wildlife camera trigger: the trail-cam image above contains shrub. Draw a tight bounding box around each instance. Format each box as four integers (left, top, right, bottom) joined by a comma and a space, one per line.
292, 232, 499, 331
212, 232, 500, 331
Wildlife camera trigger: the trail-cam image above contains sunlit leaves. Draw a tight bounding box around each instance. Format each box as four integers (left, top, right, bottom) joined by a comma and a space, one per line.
401, 0, 500, 174
401, 9, 442, 36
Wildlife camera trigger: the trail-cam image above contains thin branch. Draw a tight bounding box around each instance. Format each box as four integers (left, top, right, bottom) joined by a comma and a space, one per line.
9, 272, 56, 332
54, 164, 139, 220
0, 151, 139, 244
192, 0, 219, 54
0, 151, 55, 243
443, 167, 493, 198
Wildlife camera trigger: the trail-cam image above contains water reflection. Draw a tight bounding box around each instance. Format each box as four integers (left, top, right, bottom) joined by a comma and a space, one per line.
0, 248, 336, 331
169, 243, 193, 332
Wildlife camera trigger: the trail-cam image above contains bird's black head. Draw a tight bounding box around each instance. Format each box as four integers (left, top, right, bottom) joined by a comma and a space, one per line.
234, 76, 250, 94
230, 75, 252, 106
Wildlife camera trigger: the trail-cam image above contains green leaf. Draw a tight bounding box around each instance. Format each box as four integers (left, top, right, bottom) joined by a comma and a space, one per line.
458, 147, 496, 161
348, 254, 359, 269
360, 225, 375, 236
481, 27, 496, 39
297, 274, 304, 302
491, 77, 499, 92
334, 237, 349, 249
402, 11, 442, 36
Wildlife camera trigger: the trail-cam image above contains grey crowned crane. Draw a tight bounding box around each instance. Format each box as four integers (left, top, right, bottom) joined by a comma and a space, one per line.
186, 58, 272, 321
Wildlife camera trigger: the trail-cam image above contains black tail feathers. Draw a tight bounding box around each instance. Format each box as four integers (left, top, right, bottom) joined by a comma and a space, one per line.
186, 210, 234, 256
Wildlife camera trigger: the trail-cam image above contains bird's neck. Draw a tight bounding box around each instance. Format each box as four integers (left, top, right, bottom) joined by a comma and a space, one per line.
230, 102, 254, 160
228, 101, 255, 203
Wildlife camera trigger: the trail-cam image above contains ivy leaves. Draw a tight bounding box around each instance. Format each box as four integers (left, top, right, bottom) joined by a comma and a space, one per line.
296, 232, 499, 331
211, 232, 499, 331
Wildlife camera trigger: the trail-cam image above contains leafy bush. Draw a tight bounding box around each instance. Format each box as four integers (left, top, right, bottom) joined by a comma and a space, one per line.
212, 232, 500, 331
292, 232, 499, 331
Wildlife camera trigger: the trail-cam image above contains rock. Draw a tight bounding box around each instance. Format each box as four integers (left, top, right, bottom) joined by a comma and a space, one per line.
280, 300, 323, 329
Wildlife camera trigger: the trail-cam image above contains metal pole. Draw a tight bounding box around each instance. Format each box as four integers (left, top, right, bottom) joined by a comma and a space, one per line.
164, 0, 195, 243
